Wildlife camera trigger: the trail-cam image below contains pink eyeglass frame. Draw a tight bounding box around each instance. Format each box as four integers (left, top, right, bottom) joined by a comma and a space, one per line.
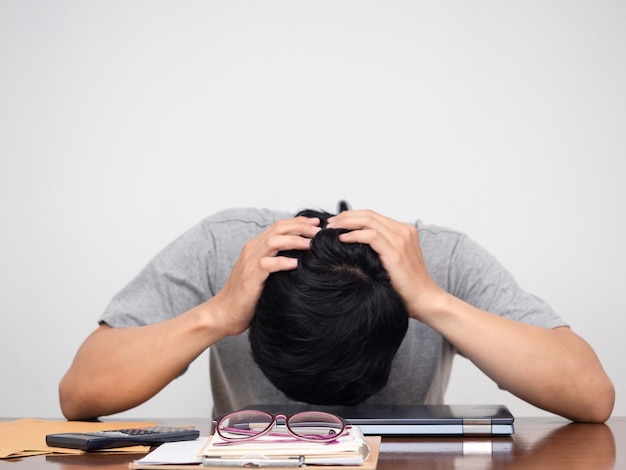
213, 409, 351, 443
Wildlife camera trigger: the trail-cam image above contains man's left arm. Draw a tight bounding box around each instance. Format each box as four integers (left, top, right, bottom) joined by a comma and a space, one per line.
423, 294, 614, 423
327, 210, 615, 423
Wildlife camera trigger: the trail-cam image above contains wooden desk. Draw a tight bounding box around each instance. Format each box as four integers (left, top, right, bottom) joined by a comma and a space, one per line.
1, 417, 622, 469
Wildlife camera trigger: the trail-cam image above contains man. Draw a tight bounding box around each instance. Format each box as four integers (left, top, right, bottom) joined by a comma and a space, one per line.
58, 206, 614, 422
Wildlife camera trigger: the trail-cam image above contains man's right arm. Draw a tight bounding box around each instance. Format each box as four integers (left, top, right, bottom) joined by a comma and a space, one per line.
59, 215, 321, 421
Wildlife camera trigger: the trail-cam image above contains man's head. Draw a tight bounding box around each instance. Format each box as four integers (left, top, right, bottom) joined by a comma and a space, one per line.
248, 209, 409, 405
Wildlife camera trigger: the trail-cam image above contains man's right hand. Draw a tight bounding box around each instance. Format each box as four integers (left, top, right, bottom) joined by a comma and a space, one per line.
210, 215, 321, 336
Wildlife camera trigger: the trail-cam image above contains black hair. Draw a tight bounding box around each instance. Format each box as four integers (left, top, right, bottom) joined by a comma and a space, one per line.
248, 208, 408, 405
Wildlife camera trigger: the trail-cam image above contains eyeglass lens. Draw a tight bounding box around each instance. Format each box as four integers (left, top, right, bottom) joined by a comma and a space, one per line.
218, 410, 274, 439
287, 412, 345, 440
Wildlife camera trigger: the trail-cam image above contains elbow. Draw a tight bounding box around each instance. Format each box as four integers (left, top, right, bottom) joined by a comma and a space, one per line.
59, 375, 100, 421
571, 376, 615, 424
59, 379, 81, 421
587, 379, 615, 424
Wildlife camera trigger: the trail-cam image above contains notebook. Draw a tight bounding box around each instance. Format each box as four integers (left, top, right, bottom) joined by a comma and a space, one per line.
243, 404, 515, 436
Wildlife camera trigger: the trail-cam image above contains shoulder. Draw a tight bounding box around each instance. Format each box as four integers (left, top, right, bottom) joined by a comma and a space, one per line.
416, 219, 498, 263
415, 219, 464, 238
414, 219, 500, 293
201, 207, 292, 227
198, 208, 292, 237
191, 208, 293, 261
153, 208, 293, 263
415, 219, 467, 257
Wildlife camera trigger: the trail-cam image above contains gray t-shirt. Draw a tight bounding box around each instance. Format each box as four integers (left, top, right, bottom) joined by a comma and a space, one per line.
100, 207, 567, 416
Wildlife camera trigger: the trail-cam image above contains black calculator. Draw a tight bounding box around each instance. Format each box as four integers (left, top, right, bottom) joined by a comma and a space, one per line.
45, 425, 200, 451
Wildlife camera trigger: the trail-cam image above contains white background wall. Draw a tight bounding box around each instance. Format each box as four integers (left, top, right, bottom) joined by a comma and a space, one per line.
1, 1, 624, 420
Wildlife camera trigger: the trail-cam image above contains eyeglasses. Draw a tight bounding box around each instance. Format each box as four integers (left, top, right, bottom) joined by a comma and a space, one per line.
213, 410, 351, 443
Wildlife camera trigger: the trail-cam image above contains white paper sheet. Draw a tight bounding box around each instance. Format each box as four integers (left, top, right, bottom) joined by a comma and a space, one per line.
135, 437, 208, 465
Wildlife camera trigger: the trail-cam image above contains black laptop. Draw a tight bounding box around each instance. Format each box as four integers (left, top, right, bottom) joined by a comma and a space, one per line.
244, 404, 515, 436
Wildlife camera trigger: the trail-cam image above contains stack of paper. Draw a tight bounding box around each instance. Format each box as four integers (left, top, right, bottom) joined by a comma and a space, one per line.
202, 426, 370, 466
131, 428, 381, 469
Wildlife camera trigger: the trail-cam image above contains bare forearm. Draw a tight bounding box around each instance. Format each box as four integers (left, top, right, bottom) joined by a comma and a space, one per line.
59, 302, 224, 420
423, 294, 615, 423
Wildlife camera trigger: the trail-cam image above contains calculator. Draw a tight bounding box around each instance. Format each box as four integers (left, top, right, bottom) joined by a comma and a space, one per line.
45, 425, 200, 451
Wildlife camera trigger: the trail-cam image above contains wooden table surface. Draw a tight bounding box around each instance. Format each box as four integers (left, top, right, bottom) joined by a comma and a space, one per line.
1, 417, 622, 469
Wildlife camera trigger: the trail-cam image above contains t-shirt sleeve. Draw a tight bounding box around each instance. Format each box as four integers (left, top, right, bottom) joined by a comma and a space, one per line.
99, 222, 216, 328
98, 208, 289, 329
447, 234, 568, 329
